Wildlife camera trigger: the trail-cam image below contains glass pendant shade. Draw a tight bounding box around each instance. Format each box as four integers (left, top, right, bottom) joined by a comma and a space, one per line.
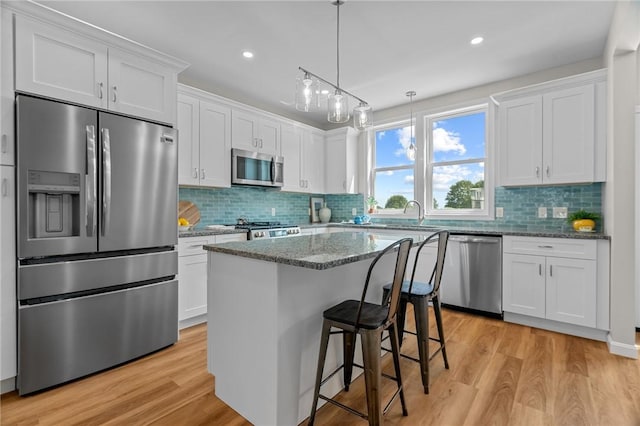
327, 90, 350, 123
295, 74, 318, 112
353, 102, 372, 130
406, 142, 416, 161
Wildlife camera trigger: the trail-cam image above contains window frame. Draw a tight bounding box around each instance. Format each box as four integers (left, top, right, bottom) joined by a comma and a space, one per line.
367, 100, 495, 221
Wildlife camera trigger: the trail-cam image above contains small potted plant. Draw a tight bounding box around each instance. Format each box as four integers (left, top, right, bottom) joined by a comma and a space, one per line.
567, 209, 601, 232
366, 196, 377, 214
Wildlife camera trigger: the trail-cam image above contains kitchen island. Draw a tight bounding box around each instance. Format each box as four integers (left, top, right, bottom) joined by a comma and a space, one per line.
204, 231, 423, 426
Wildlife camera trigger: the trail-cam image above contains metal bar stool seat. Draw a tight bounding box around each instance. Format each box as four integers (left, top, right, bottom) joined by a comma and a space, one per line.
308, 237, 413, 426
382, 230, 450, 395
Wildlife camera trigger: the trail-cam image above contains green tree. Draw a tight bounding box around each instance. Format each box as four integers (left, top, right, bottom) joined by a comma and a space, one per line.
444, 180, 484, 208
433, 198, 439, 209
385, 194, 409, 209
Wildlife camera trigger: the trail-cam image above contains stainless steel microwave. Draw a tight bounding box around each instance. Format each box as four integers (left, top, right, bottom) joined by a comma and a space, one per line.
231, 148, 284, 188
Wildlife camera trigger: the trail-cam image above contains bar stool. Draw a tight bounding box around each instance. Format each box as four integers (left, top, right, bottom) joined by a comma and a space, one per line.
382, 230, 450, 394
308, 237, 413, 426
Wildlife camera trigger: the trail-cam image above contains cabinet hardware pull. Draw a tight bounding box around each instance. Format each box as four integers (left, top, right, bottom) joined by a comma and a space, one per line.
188, 244, 204, 249
201, 169, 206, 179
112, 86, 117, 103
97, 82, 103, 99
539, 264, 542, 276
193, 168, 198, 178
538, 245, 553, 249
535, 166, 540, 177
546, 165, 550, 177
253, 138, 258, 147
549, 265, 553, 276
1, 134, 6, 153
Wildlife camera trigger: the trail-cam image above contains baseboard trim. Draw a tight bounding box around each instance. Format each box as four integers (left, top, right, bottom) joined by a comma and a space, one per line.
607, 334, 639, 359
503, 312, 608, 342
1, 377, 16, 394
178, 314, 207, 331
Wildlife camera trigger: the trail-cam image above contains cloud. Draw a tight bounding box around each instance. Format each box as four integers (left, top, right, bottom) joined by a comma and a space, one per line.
404, 175, 414, 184
433, 126, 466, 155
393, 126, 413, 158
432, 164, 474, 191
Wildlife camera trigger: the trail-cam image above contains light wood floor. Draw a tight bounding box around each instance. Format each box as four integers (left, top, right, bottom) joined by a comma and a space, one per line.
2, 308, 639, 425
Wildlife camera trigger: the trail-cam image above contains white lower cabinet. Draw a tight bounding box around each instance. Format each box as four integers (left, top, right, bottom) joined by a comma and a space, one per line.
503, 236, 604, 330
178, 233, 246, 329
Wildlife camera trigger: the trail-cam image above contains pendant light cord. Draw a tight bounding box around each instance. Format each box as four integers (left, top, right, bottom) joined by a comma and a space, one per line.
336, 0, 341, 90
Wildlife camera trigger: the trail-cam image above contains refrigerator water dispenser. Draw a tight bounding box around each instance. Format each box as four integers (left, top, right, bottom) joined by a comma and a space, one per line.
28, 170, 80, 238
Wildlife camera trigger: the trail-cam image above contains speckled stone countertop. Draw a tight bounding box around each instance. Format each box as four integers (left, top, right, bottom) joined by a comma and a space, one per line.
178, 226, 247, 238
204, 231, 423, 270
303, 223, 610, 240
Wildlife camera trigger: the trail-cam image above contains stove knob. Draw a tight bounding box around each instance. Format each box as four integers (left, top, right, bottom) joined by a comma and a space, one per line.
254, 232, 260, 238
294, 229, 299, 234
260, 231, 265, 237
287, 229, 293, 234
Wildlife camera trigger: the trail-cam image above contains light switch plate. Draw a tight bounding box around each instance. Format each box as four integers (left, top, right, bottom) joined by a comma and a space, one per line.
352, 208, 357, 215
538, 207, 547, 218
271, 207, 276, 216
553, 207, 568, 218
496, 207, 504, 218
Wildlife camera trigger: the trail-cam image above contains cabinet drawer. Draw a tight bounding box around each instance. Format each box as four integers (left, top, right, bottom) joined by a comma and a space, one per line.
215, 233, 246, 243
178, 237, 216, 256
503, 236, 596, 259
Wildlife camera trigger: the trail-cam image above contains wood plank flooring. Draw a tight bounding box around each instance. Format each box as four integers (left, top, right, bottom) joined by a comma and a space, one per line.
2, 308, 639, 425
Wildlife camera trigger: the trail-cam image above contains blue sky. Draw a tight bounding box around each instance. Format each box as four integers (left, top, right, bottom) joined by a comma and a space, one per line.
375, 111, 485, 209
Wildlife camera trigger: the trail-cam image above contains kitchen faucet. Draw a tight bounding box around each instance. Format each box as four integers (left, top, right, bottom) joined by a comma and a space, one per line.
404, 200, 425, 225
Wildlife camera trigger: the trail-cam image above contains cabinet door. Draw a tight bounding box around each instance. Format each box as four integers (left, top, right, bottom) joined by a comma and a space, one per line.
215, 233, 247, 243
498, 96, 543, 186
303, 132, 325, 193
542, 85, 595, 184
15, 15, 108, 109
502, 253, 546, 318
231, 109, 259, 151
1, 165, 16, 380
545, 257, 596, 327
178, 253, 208, 322
257, 117, 281, 156
108, 48, 176, 124
199, 100, 231, 187
280, 125, 304, 192
324, 129, 357, 193
177, 94, 200, 186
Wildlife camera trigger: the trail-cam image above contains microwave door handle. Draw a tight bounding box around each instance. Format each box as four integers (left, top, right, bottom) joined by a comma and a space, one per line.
101, 128, 112, 236
85, 125, 97, 237
270, 157, 276, 184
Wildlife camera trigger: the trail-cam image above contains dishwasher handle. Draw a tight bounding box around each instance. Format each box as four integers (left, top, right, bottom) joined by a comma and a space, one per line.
449, 235, 501, 244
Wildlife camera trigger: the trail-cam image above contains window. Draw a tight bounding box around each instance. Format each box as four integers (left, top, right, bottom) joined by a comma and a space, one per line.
426, 105, 489, 218
371, 121, 415, 213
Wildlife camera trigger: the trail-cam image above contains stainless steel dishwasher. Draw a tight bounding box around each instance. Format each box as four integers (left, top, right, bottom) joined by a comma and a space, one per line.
440, 234, 503, 317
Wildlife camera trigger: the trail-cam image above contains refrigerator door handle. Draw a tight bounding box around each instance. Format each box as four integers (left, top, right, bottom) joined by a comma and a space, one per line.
102, 128, 112, 236
86, 125, 97, 236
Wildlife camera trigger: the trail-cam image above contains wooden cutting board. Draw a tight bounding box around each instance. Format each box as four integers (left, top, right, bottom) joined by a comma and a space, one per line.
178, 200, 200, 226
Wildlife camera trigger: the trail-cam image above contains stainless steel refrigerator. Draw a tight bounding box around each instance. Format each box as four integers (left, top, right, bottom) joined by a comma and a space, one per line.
16, 95, 178, 395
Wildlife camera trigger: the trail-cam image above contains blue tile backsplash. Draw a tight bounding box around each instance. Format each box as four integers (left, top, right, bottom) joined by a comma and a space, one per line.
179, 183, 602, 230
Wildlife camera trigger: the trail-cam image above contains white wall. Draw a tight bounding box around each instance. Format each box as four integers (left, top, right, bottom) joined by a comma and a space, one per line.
604, 0, 640, 357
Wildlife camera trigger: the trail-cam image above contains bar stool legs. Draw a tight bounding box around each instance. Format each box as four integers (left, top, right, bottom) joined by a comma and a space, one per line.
308, 319, 408, 425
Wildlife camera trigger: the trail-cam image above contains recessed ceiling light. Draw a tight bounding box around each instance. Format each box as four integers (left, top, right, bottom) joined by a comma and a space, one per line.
470, 36, 484, 45
242, 50, 254, 59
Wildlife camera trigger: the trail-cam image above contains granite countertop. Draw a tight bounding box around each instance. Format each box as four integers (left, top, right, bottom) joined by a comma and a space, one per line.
204, 231, 423, 270
178, 226, 247, 238
304, 223, 610, 240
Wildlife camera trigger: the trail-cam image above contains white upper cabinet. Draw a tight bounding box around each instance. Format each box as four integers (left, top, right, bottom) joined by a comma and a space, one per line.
1, 164, 16, 381
497, 71, 605, 186
281, 126, 324, 193
231, 109, 281, 156
325, 127, 358, 194
177, 87, 231, 188
14, 13, 187, 125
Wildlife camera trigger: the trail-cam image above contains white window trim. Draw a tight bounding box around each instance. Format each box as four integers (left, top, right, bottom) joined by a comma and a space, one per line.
424, 102, 495, 220
366, 99, 496, 221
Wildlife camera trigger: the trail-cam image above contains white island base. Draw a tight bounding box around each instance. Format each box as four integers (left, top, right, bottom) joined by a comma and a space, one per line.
207, 251, 396, 425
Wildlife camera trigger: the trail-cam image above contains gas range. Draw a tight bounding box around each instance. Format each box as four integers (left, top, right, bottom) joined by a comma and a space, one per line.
235, 221, 301, 240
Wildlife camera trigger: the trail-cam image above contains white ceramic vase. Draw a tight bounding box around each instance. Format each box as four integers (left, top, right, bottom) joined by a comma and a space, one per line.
319, 203, 331, 223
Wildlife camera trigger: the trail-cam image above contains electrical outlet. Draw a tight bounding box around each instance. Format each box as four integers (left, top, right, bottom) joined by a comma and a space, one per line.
538, 207, 547, 218
496, 207, 504, 218
352, 208, 357, 215
271, 207, 276, 216
553, 207, 568, 218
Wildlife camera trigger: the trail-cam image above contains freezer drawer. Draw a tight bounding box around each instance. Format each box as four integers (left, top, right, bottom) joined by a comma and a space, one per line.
18, 280, 178, 395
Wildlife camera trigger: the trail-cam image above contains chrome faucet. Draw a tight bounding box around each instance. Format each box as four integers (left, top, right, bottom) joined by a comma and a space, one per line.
404, 200, 425, 225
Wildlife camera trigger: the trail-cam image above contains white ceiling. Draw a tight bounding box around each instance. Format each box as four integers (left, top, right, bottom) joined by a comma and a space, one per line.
39, 0, 616, 129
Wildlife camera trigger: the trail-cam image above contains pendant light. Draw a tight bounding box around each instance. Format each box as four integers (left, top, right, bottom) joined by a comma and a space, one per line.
406, 91, 416, 161
295, 1, 372, 129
